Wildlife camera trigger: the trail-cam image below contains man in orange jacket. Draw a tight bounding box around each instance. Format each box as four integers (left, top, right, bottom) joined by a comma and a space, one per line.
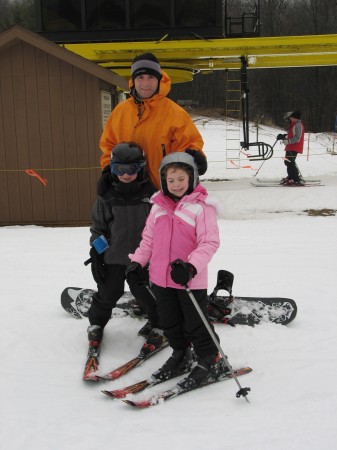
98, 53, 207, 194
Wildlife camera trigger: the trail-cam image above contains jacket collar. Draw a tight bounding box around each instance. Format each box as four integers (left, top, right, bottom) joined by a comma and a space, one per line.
152, 183, 207, 209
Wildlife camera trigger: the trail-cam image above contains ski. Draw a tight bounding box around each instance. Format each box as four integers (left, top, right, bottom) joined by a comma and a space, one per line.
98, 339, 169, 381
83, 340, 101, 382
102, 364, 192, 399
250, 179, 322, 187
122, 367, 252, 408
254, 177, 321, 184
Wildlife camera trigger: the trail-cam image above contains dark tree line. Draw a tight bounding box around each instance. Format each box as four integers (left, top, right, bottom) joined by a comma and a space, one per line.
1, 0, 336, 131
0, 0, 35, 31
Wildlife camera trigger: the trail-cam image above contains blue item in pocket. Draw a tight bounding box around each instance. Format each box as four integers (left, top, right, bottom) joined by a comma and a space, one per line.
92, 235, 109, 254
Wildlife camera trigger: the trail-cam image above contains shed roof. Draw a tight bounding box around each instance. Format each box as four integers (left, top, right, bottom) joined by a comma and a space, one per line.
0, 25, 129, 91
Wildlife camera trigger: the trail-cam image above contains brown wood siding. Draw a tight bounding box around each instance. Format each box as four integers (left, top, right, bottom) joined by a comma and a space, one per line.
0, 40, 116, 226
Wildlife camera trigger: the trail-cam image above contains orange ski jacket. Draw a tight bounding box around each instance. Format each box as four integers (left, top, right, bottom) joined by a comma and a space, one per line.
99, 71, 205, 188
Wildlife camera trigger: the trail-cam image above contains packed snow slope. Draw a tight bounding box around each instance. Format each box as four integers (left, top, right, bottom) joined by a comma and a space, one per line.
1, 116, 337, 450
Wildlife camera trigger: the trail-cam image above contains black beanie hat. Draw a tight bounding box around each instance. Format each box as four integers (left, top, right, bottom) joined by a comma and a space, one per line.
291, 111, 301, 120
131, 53, 162, 81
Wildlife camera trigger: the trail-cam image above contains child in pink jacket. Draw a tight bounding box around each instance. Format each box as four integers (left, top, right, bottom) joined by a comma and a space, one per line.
126, 152, 229, 389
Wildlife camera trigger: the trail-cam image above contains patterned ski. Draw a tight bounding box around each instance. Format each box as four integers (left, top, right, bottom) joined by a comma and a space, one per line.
122, 367, 252, 408
98, 340, 169, 381
103, 379, 155, 399
102, 364, 192, 399
254, 177, 321, 184
250, 179, 322, 187
83, 340, 101, 382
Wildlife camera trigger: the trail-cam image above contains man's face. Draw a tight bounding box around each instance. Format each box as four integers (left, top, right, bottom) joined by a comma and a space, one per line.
134, 74, 159, 99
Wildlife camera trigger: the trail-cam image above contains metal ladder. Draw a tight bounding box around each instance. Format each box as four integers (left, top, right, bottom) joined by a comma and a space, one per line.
225, 70, 242, 169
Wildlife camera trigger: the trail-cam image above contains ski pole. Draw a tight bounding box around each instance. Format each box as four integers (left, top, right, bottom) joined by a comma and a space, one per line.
183, 284, 251, 402
145, 284, 157, 300
126, 270, 157, 301
253, 138, 278, 179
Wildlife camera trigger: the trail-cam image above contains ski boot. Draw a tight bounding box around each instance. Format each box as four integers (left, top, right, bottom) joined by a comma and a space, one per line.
152, 347, 196, 381
83, 325, 103, 381
87, 325, 103, 342
177, 353, 229, 389
280, 177, 289, 185
138, 320, 152, 337
139, 328, 165, 357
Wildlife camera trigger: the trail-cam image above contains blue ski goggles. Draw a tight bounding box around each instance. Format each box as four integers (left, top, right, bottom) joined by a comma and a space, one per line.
110, 162, 144, 176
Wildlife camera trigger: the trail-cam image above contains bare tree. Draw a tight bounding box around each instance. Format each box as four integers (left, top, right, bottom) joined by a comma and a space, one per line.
295, 0, 337, 34
260, 0, 292, 36
0, 0, 35, 31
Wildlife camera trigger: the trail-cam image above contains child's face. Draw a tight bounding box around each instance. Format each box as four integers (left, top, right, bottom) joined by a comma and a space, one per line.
117, 173, 138, 183
166, 168, 189, 198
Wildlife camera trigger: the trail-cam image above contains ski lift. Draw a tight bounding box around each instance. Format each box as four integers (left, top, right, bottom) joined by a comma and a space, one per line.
239, 57, 274, 161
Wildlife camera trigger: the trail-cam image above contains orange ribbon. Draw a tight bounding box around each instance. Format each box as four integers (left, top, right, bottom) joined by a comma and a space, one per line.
25, 169, 48, 186
230, 160, 256, 170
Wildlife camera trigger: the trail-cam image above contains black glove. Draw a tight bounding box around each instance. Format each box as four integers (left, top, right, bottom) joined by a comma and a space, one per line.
97, 165, 112, 196
277, 133, 287, 141
185, 149, 207, 176
89, 247, 105, 285
125, 262, 148, 285
170, 259, 197, 286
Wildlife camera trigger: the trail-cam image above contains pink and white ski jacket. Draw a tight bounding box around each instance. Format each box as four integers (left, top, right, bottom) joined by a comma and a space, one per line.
129, 184, 220, 290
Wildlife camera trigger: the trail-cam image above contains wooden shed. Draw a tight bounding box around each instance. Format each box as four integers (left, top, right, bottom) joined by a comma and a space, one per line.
0, 25, 128, 226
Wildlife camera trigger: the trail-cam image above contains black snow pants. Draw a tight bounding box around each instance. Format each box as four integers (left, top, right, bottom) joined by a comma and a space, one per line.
151, 284, 219, 360
89, 264, 160, 329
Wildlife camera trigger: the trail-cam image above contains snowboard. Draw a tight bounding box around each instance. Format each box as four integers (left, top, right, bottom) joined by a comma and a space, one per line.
61, 287, 297, 326
208, 295, 297, 326
60, 287, 144, 320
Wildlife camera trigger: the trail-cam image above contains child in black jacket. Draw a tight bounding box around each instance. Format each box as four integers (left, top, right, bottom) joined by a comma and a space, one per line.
87, 142, 163, 354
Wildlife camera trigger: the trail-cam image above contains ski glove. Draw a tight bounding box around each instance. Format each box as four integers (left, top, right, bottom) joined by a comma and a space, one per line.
283, 139, 290, 145
185, 149, 207, 176
97, 165, 112, 196
170, 259, 197, 286
89, 247, 105, 285
125, 262, 149, 285
277, 133, 287, 141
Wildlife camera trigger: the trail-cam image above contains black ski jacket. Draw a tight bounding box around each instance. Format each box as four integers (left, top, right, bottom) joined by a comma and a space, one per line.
90, 180, 156, 265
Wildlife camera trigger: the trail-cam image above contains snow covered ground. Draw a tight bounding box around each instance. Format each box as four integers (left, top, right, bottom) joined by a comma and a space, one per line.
1, 116, 337, 450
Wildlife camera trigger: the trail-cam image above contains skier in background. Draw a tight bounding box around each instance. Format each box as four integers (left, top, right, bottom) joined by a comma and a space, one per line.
278, 111, 305, 186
